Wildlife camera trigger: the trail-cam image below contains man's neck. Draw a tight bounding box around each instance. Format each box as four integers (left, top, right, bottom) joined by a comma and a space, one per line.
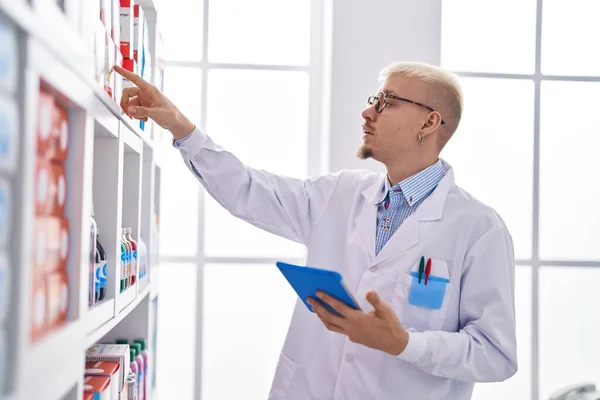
386, 157, 439, 186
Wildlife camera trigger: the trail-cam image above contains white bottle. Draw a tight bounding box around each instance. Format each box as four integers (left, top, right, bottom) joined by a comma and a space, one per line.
137, 237, 148, 280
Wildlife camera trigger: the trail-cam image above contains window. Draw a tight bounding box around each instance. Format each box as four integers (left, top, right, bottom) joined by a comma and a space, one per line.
442, 1, 600, 399
158, 1, 322, 399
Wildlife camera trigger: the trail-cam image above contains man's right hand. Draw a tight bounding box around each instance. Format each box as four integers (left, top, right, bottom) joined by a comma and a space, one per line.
113, 65, 195, 140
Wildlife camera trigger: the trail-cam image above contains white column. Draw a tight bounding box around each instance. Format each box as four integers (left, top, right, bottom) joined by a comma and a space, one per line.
324, 0, 443, 173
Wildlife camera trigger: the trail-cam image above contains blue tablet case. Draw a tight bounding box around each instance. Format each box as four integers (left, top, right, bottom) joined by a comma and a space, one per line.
275, 261, 361, 316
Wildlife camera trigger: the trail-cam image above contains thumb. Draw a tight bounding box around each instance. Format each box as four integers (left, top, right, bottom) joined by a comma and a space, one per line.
127, 106, 154, 119
366, 291, 388, 314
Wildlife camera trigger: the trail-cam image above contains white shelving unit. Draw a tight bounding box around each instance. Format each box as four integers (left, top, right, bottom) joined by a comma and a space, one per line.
0, 0, 166, 399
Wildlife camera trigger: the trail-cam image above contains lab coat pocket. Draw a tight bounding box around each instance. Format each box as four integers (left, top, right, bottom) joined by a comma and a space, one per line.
408, 272, 449, 310
269, 353, 298, 399
393, 272, 451, 332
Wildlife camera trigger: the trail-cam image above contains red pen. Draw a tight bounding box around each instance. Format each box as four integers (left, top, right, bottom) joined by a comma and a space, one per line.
425, 258, 432, 285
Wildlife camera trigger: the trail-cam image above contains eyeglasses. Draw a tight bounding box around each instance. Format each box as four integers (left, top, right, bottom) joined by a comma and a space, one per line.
366, 91, 445, 125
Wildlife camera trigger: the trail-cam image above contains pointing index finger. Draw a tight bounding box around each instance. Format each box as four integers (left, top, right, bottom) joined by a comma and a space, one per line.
113, 64, 150, 88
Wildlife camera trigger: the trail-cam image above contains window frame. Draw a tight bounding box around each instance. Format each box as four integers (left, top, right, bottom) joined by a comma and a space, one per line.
442, 1, 600, 399
158, 1, 326, 398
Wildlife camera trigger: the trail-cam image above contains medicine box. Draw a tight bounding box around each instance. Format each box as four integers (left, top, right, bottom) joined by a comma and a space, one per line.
84, 375, 111, 400
119, 0, 134, 59
85, 361, 121, 400
87, 344, 130, 389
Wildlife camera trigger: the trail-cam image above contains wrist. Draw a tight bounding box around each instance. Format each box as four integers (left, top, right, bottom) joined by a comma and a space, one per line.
389, 327, 409, 356
170, 113, 195, 140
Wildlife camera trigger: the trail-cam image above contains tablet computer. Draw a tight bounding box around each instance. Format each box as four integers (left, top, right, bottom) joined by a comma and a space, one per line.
275, 261, 361, 316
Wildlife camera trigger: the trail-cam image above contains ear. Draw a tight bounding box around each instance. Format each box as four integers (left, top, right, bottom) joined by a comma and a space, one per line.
420, 111, 443, 137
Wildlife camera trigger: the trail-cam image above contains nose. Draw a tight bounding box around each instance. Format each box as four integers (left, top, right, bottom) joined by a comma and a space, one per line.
362, 104, 377, 121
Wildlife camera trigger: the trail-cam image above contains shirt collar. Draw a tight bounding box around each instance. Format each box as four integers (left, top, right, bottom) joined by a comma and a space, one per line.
373, 159, 446, 207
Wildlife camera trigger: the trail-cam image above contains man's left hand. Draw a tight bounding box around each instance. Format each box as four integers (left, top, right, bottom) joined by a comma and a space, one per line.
307, 291, 409, 356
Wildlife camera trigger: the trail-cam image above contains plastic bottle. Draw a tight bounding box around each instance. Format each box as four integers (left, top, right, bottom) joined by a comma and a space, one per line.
128, 348, 138, 386
137, 237, 148, 281
96, 231, 107, 301
131, 342, 145, 400
89, 216, 98, 306
121, 229, 131, 289
133, 338, 149, 399
126, 227, 138, 284
120, 240, 127, 293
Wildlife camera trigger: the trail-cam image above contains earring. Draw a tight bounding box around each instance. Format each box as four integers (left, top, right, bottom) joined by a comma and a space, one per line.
418, 133, 424, 146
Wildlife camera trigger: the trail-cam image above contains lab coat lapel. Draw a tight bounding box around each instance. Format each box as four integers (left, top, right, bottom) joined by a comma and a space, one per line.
372, 167, 455, 266
354, 175, 385, 261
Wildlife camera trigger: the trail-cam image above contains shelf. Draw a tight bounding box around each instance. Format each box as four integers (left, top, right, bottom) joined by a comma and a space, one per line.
116, 284, 137, 313
86, 283, 151, 348
84, 298, 115, 335
20, 353, 80, 400
122, 124, 143, 154
0, 0, 93, 92
22, 320, 83, 384
93, 97, 119, 139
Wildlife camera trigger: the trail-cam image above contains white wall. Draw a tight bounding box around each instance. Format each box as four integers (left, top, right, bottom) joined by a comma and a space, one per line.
326, 0, 442, 173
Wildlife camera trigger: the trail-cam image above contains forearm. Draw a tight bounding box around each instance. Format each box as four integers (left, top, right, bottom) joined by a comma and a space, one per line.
396, 323, 517, 382
174, 128, 338, 245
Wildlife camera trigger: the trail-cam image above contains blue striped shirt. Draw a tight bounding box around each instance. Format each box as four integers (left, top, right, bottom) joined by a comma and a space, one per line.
374, 160, 445, 255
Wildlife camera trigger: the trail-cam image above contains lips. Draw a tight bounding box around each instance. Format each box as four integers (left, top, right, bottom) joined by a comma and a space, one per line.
362, 126, 374, 135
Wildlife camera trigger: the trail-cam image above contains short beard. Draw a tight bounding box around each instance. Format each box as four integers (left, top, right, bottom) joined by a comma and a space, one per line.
356, 144, 373, 160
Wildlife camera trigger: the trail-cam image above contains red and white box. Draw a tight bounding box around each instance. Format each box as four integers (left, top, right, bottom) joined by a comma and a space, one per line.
100, 0, 112, 31
35, 159, 67, 217
83, 375, 111, 400
111, 0, 120, 45
119, 0, 134, 59
30, 276, 47, 342
36, 90, 70, 161
45, 269, 69, 330
87, 344, 131, 389
33, 217, 69, 274
85, 361, 121, 400
37, 89, 55, 155
52, 103, 70, 162
84, 393, 93, 400
133, 4, 144, 63
114, 40, 123, 102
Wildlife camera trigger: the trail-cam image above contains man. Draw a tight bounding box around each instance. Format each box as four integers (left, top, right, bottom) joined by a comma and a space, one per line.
115, 61, 517, 400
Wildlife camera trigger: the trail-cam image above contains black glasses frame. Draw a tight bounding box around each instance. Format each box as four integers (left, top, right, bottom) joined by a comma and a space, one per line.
367, 91, 446, 125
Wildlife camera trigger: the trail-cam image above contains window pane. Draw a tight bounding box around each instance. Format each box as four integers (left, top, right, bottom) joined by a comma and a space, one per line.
204, 69, 309, 258
441, 0, 537, 74
540, 266, 600, 400
201, 263, 296, 400
541, 0, 600, 76
208, 0, 310, 66
159, 0, 204, 61
539, 82, 600, 261
440, 77, 534, 259
159, 67, 203, 257
472, 266, 531, 400
156, 263, 198, 400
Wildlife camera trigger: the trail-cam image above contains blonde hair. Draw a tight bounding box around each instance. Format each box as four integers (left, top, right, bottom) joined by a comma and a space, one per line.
379, 61, 463, 149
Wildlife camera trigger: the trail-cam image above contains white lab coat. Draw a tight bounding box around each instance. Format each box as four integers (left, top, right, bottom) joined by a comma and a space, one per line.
175, 128, 518, 400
